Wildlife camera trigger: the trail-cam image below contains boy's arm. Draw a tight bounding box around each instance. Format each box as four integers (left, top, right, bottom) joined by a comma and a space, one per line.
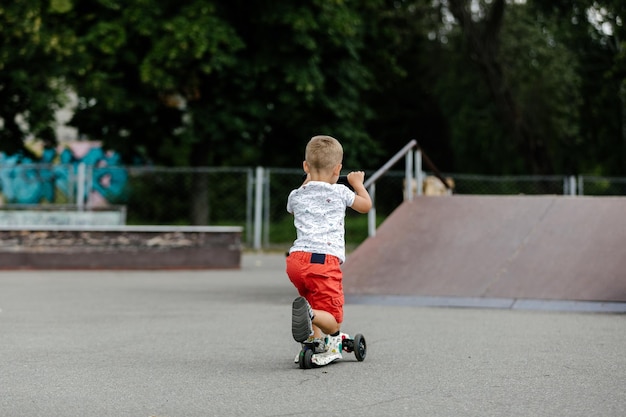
347, 171, 372, 214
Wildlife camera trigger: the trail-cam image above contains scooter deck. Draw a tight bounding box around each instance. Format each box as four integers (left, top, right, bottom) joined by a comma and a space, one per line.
297, 333, 367, 369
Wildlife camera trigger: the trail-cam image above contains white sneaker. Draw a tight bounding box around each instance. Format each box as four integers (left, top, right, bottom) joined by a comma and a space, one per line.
311, 333, 343, 366
293, 337, 326, 363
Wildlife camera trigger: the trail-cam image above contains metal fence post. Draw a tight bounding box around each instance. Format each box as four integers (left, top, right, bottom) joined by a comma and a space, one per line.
263, 168, 271, 249
564, 175, 577, 196
415, 149, 423, 196
253, 166, 264, 250
367, 183, 376, 237
405, 150, 413, 201
87, 164, 93, 206
246, 168, 254, 246
76, 162, 86, 210
578, 175, 584, 196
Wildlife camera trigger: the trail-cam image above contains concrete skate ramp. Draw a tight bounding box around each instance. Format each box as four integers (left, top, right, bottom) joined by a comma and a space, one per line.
343, 196, 626, 302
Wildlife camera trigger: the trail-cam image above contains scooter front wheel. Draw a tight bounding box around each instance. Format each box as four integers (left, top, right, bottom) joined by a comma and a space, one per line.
353, 334, 366, 362
298, 348, 314, 369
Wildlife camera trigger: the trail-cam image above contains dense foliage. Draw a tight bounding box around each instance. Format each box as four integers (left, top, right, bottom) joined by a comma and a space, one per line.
1, 0, 624, 176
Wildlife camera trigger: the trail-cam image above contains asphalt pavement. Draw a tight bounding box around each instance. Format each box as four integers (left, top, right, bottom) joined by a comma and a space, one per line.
1, 253, 625, 417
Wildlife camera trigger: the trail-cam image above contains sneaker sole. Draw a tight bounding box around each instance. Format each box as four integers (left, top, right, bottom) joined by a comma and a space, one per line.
292, 297, 313, 343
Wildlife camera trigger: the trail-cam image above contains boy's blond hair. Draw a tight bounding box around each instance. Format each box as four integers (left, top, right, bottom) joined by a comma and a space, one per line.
305, 135, 343, 171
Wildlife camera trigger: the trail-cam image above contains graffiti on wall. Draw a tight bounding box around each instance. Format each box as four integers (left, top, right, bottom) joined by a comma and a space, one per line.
0, 141, 128, 206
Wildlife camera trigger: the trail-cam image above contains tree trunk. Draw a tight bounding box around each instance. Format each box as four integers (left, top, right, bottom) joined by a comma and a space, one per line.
190, 171, 209, 225
189, 138, 211, 226
448, 0, 553, 174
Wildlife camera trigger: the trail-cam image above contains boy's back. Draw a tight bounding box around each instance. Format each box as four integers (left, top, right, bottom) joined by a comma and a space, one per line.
287, 181, 355, 263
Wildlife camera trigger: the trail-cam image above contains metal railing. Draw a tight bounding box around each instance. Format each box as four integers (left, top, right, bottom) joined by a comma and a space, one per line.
363, 139, 451, 237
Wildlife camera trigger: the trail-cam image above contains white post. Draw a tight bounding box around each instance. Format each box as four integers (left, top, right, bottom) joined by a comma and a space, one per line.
564, 175, 577, 196
76, 163, 86, 211
367, 183, 376, 237
253, 166, 264, 250
569, 175, 577, 196
415, 149, 423, 196
405, 150, 413, 201
246, 168, 254, 245
578, 175, 584, 196
263, 169, 270, 248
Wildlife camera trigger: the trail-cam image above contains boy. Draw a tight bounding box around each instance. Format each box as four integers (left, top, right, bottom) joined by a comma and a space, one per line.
286, 135, 372, 364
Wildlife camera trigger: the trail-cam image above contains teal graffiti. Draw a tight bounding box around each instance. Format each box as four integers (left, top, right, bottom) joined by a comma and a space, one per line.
0, 147, 128, 205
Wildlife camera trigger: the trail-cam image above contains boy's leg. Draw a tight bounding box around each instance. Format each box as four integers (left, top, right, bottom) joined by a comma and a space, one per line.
311, 309, 340, 336
296, 310, 342, 364
306, 256, 344, 336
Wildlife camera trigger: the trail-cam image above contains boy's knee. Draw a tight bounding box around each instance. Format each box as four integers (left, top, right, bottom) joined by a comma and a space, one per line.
328, 322, 341, 334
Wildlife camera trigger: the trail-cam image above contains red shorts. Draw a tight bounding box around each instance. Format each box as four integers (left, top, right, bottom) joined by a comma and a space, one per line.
286, 251, 344, 324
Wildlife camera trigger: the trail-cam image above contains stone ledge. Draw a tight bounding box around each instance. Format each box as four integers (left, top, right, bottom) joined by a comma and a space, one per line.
0, 226, 242, 270
0, 205, 127, 226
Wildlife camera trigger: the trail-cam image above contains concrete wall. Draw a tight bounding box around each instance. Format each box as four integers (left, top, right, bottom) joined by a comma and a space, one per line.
0, 226, 242, 270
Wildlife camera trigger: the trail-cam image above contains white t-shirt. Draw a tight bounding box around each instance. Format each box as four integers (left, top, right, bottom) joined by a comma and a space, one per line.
287, 181, 356, 263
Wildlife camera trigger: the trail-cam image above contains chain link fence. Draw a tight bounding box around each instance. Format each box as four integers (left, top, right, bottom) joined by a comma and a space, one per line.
2, 163, 626, 248
578, 176, 626, 196
448, 173, 579, 195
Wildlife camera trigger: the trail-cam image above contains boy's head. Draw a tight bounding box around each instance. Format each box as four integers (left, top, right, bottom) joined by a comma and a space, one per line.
305, 135, 343, 173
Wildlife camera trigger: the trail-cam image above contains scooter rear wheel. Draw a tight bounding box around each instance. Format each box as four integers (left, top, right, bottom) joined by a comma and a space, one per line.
353, 334, 366, 361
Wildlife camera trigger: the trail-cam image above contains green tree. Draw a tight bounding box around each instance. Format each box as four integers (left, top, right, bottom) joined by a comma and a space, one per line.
66, 0, 383, 168
527, 0, 626, 175
441, 0, 583, 175
362, 1, 457, 172
0, 1, 74, 156
3, 0, 624, 183
65, 0, 385, 223
438, 0, 624, 175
